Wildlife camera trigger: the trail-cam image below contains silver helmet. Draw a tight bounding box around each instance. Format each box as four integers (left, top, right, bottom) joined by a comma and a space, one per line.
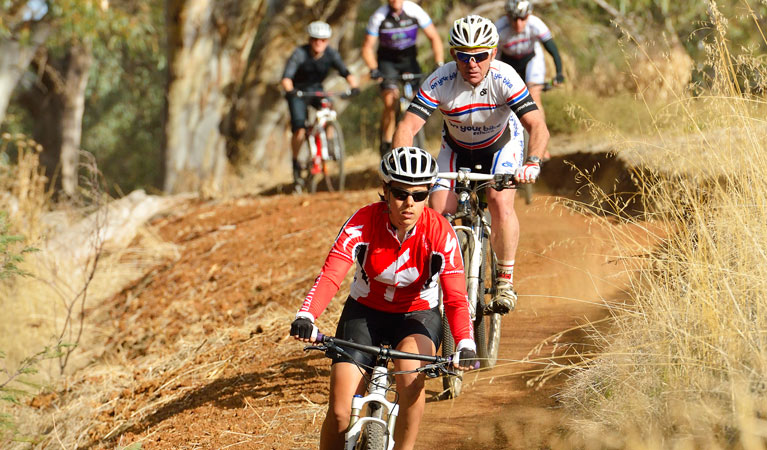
379, 147, 438, 186
448, 15, 499, 49
307, 21, 332, 39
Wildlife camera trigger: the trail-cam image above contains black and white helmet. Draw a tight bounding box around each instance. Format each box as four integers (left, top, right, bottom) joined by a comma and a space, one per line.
505, 0, 533, 18
448, 15, 499, 49
379, 147, 438, 186
307, 21, 332, 39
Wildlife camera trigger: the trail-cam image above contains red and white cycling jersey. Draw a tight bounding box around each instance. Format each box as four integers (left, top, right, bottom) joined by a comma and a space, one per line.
408, 60, 537, 152
496, 14, 553, 59
296, 202, 473, 346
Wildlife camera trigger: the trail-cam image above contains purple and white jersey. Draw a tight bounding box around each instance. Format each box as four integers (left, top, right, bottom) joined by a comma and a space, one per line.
408, 60, 537, 151
496, 14, 553, 59
366, 0, 433, 51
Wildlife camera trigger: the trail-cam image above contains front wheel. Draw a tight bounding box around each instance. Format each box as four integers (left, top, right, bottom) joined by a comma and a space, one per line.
354, 421, 387, 450
478, 215, 502, 368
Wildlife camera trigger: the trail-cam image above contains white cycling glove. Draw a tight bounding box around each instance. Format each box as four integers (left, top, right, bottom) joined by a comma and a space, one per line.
515, 160, 541, 183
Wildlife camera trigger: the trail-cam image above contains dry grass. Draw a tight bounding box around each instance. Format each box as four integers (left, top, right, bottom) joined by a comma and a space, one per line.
554, 3, 767, 447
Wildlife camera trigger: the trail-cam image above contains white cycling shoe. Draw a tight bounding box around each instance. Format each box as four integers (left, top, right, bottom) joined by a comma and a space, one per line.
488, 280, 517, 314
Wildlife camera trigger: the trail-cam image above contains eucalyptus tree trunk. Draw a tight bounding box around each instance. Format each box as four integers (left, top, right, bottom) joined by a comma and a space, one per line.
163, 0, 267, 194
0, 22, 51, 125
60, 43, 93, 197
14, 44, 92, 197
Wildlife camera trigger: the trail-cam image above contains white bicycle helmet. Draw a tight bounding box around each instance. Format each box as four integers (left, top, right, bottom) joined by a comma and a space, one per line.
307, 21, 332, 39
505, 0, 533, 18
448, 15, 499, 49
379, 147, 438, 186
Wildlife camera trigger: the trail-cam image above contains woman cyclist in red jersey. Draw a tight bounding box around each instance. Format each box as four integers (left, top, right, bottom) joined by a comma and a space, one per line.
290, 147, 477, 450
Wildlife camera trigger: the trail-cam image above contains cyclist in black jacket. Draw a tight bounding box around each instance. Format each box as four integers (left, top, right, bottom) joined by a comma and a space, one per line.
282, 21, 358, 191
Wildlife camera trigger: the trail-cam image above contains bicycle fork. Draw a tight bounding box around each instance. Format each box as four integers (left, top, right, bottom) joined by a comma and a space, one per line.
308, 127, 329, 175
345, 365, 399, 450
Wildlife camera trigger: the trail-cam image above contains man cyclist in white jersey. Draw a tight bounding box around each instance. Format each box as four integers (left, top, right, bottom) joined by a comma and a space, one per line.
290, 147, 476, 450
393, 15, 550, 313
362, 0, 444, 156
496, 0, 564, 161
282, 21, 359, 192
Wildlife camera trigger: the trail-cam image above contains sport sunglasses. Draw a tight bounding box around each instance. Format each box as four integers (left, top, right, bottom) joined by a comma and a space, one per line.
389, 185, 430, 202
454, 49, 493, 64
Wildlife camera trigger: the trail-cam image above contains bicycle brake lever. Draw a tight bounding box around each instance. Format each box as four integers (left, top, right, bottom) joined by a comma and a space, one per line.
303, 344, 328, 352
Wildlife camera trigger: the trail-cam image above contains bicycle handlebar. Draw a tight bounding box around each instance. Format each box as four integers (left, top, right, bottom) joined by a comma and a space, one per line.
295, 89, 358, 99
313, 333, 452, 365
438, 171, 519, 190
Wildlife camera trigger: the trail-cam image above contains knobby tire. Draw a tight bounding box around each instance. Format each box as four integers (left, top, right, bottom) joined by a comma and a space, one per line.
479, 214, 501, 368
323, 122, 346, 192
356, 421, 387, 450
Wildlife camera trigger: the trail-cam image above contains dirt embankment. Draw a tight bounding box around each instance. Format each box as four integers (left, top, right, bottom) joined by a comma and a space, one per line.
30, 152, 645, 449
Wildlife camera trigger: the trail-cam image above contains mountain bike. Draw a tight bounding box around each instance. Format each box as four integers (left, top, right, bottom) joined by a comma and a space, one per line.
304, 332, 457, 450
295, 90, 354, 193
436, 170, 519, 398
519, 80, 556, 204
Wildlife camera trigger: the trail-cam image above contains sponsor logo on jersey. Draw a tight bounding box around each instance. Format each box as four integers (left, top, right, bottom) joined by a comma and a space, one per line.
480, 88, 487, 96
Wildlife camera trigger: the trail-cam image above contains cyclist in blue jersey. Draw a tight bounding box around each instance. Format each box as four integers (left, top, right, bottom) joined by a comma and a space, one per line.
282, 21, 359, 192
362, 0, 444, 156
393, 15, 550, 314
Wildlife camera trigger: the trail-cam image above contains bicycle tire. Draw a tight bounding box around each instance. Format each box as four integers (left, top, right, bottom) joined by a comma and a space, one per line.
479, 215, 502, 368
322, 122, 346, 192
521, 183, 533, 205
465, 228, 488, 366
356, 421, 387, 450
440, 311, 462, 398
296, 136, 316, 194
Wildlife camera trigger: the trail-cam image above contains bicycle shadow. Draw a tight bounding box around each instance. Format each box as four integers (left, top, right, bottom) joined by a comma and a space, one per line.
92, 352, 330, 448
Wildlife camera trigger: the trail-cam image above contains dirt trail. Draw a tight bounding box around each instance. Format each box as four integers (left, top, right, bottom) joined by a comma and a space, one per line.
64, 158, 637, 449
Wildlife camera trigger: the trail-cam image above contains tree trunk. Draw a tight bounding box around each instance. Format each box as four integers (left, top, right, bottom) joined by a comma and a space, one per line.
15, 44, 93, 196
0, 21, 51, 125
163, 0, 267, 194
60, 43, 93, 197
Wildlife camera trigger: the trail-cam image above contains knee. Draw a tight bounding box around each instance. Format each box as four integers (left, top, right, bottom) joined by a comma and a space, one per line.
397, 375, 425, 403
326, 403, 351, 432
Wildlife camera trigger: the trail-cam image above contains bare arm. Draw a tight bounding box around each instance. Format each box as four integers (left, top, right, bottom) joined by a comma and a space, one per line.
392, 112, 426, 148
422, 24, 444, 66
362, 34, 378, 71
346, 74, 358, 89
519, 109, 550, 160
281, 77, 294, 93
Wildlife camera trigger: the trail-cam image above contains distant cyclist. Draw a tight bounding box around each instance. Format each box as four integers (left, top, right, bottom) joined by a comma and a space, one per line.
290, 147, 476, 450
393, 15, 551, 313
496, 0, 563, 160
362, 0, 444, 156
282, 21, 359, 192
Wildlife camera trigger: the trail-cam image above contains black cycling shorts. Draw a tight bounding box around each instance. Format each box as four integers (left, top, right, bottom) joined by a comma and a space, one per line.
378, 57, 422, 91
287, 93, 324, 132
331, 297, 442, 370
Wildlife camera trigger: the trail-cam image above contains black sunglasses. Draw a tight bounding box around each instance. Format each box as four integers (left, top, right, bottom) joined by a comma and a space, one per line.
388, 185, 430, 202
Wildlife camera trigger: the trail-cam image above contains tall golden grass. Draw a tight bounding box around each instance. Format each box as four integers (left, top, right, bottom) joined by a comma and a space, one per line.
556, 3, 767, 447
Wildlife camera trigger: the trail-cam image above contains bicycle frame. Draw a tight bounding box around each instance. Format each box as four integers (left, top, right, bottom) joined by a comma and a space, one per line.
439, 170, 497, 318
306, 98, 337, 174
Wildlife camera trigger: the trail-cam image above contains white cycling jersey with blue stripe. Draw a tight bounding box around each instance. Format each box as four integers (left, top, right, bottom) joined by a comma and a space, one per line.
408, 60, 537, 151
